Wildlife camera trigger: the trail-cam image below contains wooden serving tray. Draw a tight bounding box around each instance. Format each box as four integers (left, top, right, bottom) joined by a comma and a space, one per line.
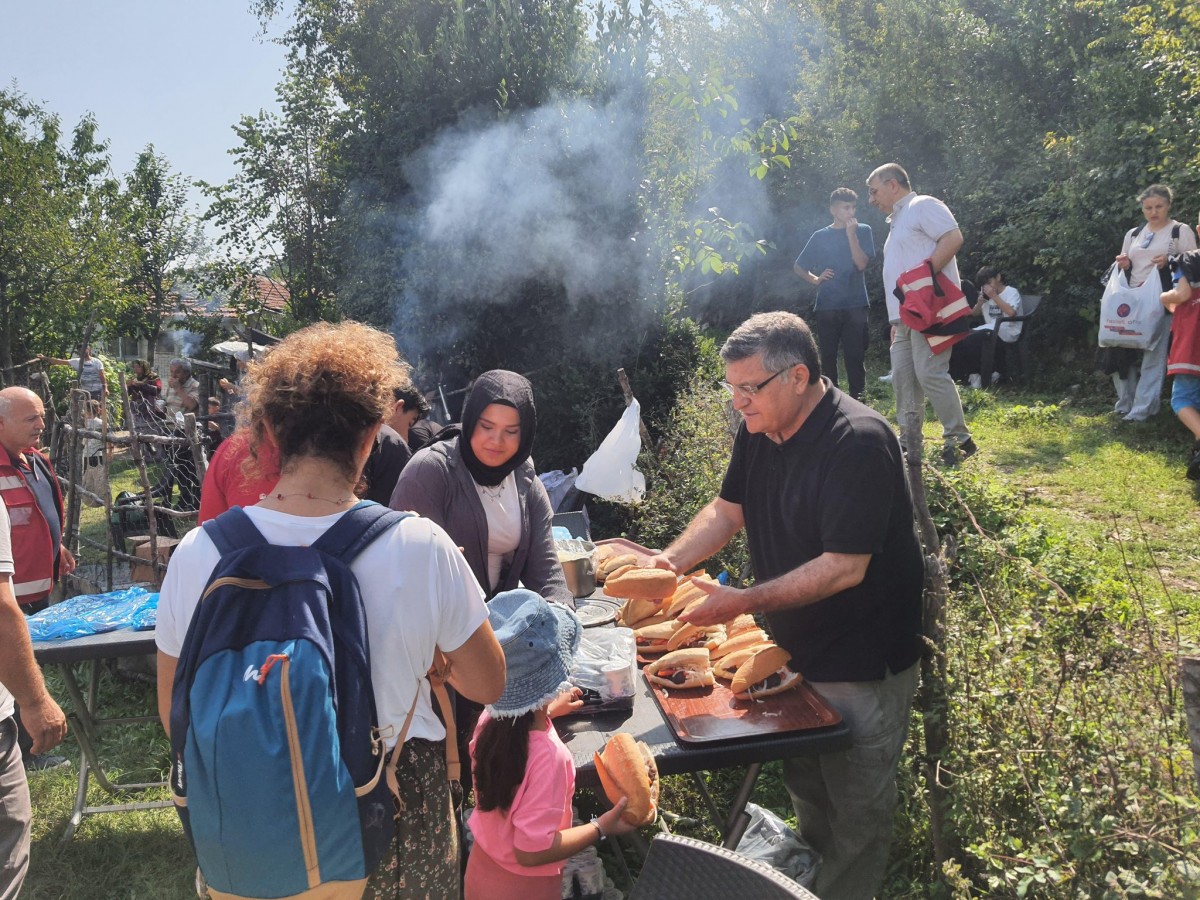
643, 670, 842, 744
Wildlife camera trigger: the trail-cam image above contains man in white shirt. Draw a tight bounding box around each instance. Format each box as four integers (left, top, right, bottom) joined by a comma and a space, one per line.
0, 497, 68, 898
867, 163, 976, 466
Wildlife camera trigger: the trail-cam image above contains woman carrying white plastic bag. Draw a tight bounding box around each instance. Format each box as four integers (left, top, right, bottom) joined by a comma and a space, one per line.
1105, 185, 1196, 421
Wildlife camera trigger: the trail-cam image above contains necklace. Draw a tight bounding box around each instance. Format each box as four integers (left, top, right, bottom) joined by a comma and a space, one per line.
262, 491, 357, 505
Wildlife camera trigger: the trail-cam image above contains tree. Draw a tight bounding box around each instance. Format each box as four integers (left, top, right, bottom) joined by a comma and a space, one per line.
118, 147, 204, 346
0, 89, 131, 369
203, 63, 344, 323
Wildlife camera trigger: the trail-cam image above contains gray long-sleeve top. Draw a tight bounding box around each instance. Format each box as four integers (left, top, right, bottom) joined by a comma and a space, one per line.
388, 436, 573, 608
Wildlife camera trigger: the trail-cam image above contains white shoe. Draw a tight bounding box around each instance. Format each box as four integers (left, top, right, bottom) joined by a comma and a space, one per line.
878, 372, 893, 383
968, 374, 982, 389
991, 371, 1002, 385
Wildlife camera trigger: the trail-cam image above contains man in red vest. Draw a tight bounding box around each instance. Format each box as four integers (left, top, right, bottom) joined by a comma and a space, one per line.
0, 387, 75, 611
0, 387, 75, 770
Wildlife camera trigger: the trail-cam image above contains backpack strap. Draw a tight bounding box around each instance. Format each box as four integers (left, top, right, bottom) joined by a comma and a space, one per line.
428, 659, 461, 785
201, 506, 268, 556
313, 501, 411, 565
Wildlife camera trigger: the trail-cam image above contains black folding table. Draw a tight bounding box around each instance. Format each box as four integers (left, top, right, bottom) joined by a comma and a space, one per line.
33, 628, 171, 841
559, 671, 850, 849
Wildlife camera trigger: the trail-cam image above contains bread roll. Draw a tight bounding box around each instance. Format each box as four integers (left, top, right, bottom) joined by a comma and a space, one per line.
603, 567, 677, 600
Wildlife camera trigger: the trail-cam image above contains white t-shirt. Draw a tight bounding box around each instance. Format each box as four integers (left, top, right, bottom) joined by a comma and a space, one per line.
84, 416, 104, 459
68, 357, 105, 394
162, 377, 200, 418
973, 286, 1023, 343
882, 192, 962, 323
1121, 220, 1198, 286
155, 505, 489, 744
0, 498, 16, 721
473, 473, 521, 591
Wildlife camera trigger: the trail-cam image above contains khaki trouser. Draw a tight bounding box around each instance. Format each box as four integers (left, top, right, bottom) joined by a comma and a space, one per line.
782, 663, 920, 900
890, 323, 970, 446
0, 717, 31, 900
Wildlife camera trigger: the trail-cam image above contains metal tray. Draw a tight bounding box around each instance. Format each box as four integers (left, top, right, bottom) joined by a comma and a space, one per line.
574, 597, 622, 628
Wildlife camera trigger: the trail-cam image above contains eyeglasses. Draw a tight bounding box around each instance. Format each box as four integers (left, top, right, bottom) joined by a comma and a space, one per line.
1139, 229, 1155, 249
719, 369, 787, 397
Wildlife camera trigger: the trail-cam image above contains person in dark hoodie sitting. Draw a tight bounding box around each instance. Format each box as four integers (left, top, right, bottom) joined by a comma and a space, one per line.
390, 370, 570, 608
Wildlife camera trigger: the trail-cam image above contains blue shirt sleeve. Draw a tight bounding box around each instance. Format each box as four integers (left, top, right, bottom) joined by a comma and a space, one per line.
858, 224, 876, 260
795, 232, 821, 272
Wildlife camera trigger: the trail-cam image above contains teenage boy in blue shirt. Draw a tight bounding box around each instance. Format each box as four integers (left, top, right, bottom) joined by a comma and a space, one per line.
794, 188, 876, 400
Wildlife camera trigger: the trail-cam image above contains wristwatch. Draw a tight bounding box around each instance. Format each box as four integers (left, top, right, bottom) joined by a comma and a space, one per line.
589, 816, 606, 842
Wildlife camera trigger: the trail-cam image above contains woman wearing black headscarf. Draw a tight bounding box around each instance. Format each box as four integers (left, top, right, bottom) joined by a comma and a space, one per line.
389, 370, 572, 608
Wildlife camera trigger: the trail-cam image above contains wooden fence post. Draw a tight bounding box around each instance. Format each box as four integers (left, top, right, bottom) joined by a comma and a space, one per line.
901, 410, 961, 875
1182, 656, 1200, 793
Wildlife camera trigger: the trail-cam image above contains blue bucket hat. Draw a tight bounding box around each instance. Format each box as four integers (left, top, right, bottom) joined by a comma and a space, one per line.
487, 589, 581, 718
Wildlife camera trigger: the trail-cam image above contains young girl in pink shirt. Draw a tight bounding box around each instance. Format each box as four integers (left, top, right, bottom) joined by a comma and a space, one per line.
465, 590, 636, 900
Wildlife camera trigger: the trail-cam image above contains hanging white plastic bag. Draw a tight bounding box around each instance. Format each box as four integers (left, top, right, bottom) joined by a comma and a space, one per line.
575, 399, 645, 503
1098, 265, 1166, 350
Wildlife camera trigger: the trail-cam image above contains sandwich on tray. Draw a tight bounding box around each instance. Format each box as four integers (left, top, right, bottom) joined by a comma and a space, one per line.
730, 645, 802, 700
644, 648, 715, 689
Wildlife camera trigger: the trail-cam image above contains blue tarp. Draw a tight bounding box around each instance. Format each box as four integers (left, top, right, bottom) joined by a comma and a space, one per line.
27, 587, 159, 642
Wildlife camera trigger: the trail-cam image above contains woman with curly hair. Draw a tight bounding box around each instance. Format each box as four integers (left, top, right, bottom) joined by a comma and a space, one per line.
155, 321, 505, 899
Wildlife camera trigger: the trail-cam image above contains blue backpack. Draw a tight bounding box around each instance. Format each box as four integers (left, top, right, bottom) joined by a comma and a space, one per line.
169, 502, 409, 898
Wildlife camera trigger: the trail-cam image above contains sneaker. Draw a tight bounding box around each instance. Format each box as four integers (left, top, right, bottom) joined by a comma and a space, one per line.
25, 754, 70, 772
941, 438, 979, 467
991, 371, 1002, 385
1187, 442, 1200, 481
878, 372, 893, 383
968, 374, 982, 389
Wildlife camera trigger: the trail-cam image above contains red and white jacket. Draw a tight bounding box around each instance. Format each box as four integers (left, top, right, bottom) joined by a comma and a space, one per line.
894, 260, 973, 354
0, 443, 64, 605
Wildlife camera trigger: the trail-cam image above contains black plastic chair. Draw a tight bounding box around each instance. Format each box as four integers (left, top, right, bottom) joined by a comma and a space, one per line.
628, 834, 820, 900
980, 293, 1041, 384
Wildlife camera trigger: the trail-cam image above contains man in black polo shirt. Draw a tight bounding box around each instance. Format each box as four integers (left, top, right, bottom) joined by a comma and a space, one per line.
650, 311, 923, 900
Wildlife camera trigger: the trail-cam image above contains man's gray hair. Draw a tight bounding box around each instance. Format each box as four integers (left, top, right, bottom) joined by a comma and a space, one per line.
867, 163, 911, 190
0, 386, 38, 420
720, 312, 822, 381
170, 358, 192, 376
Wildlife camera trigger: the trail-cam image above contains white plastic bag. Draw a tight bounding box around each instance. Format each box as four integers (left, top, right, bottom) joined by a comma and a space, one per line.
570, 627, 637, 699
575, 399, 645, 503
734, 802, 821, 889
1098, 265, 1166, 349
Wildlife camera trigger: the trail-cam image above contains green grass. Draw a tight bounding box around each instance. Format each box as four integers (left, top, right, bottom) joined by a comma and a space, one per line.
24, 666, 195, 900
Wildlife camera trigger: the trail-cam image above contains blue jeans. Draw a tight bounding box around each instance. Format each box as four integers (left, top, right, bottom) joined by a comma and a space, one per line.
0, 716, 31, 900
782, 663, 919, 900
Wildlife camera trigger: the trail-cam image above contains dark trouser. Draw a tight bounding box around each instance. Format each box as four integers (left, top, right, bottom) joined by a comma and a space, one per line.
813, 307, 869, 400
949, 330, 1007, 383
158, 433, 201, 511
0, 717, 31, 900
